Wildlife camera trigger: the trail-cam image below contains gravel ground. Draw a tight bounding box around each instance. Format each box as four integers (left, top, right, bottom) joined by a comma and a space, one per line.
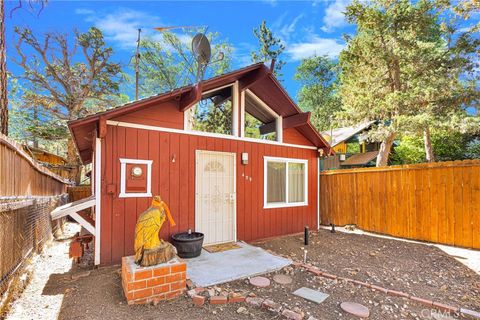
6, 223, 81, 320
6, 225, 480, 320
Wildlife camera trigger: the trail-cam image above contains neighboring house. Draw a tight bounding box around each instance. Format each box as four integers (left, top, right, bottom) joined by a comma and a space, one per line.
321, 121, 378, 170
57, 63, 331, 265
23, 145, 74, 179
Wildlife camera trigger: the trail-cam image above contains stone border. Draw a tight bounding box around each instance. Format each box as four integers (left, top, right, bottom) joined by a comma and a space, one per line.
185, 280, 306, 320
294, 261, 480, 319
183, 259, 480, 320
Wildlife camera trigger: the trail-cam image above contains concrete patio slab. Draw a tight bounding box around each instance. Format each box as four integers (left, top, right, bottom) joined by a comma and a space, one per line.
185, 242, 291, 287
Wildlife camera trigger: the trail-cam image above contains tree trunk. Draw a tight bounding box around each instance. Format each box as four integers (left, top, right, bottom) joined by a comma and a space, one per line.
0, 0, 8, 135
423, 126, 435, 163
67, 137, 81, 184
376, 131, 396, 167
33, 106, 39, 148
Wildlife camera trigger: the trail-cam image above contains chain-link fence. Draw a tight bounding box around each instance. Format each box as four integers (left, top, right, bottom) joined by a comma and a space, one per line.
0, 195, 68, 310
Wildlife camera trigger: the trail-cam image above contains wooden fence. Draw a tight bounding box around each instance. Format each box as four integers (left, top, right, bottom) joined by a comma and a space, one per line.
0, 133, 70, 307
320, 160, 480, 250
67, 185, 92, 202
0, 134, 69, 196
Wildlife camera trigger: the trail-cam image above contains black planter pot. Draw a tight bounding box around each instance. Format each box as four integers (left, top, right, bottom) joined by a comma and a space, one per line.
171, 231, 204, 258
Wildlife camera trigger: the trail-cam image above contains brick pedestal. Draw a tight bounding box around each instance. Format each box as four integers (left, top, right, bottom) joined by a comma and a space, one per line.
121, 255, 187, 305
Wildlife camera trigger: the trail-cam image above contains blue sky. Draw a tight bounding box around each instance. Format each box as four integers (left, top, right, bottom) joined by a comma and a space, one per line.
5, 0, 354, 101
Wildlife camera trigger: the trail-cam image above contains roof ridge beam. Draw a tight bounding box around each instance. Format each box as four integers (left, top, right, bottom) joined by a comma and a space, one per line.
238, 67, 270, 92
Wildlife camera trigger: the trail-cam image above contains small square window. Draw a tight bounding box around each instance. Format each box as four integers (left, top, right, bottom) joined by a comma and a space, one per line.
119, 159, 153, 198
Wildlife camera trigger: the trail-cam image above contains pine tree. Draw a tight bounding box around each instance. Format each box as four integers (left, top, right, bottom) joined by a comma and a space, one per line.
339, 0, 479, 166
251, 20, 285, 79
294, 55, 342, 131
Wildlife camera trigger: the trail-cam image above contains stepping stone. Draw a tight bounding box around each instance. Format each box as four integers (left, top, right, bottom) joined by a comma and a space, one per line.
293, 287, 329, 304
340, 302, 370, 318
273, 274, 293, 285
249, 276, 270, 287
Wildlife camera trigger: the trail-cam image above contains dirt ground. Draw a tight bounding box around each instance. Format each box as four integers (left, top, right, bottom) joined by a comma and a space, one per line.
252, 229, 480, 319
6, 226, 480, 320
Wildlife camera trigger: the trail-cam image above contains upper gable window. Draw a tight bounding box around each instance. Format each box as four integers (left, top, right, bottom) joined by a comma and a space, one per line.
192, 85, 233, 135
243, 90, 279, 142
245, 112, 276, 141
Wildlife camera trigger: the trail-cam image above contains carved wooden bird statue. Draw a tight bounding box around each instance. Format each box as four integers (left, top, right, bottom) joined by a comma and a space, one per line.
134, 195, 177, 266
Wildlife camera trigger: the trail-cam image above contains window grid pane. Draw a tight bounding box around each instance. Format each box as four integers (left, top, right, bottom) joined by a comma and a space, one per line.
267, 161, 286, 203
288, 162, 305, 203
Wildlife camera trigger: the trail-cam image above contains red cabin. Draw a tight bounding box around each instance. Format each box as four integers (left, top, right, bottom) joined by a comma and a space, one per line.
68, 63, 331, 265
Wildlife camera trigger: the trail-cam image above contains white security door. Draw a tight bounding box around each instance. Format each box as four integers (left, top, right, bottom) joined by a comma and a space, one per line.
195, 150, 236, 245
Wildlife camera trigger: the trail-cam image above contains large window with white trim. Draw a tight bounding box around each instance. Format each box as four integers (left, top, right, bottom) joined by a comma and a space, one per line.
264, 157, 308, 208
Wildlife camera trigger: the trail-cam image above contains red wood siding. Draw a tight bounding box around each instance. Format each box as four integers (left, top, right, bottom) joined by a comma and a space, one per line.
112, 101, 184, 129
283, 127, 314, 146
100, 126, 318, 265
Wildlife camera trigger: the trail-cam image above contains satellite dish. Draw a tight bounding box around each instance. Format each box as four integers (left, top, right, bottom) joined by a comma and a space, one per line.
192, 33, 211, 65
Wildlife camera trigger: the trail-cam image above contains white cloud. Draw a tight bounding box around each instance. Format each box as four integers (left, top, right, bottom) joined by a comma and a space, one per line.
286, 35, 345, 60
268, 12, 345, 62
77, 8, 205, 52
321, 0, 350, 32
279, 14, 304, 41
271, 13, 304, 43
76, 8, 168, 49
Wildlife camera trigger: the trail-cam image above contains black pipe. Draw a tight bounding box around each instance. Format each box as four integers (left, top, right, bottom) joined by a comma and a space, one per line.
304, 226, 309, 245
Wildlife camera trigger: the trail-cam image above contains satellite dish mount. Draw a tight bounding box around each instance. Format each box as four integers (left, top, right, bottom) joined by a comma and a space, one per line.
191, 33, 212, 82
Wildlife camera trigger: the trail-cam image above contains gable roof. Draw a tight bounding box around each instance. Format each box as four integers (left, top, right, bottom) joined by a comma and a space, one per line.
69, 63, 331, 164
321, 121, 376, 147
341, 151, 379, 166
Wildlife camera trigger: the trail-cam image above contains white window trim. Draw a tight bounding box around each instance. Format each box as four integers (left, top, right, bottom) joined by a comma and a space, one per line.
119, 158, 153, 198
317, 156, 320, 229
232, 81, 239, 136
240, 90, 245, 137
94, 138, 101, 265
263, 156, 308, 209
